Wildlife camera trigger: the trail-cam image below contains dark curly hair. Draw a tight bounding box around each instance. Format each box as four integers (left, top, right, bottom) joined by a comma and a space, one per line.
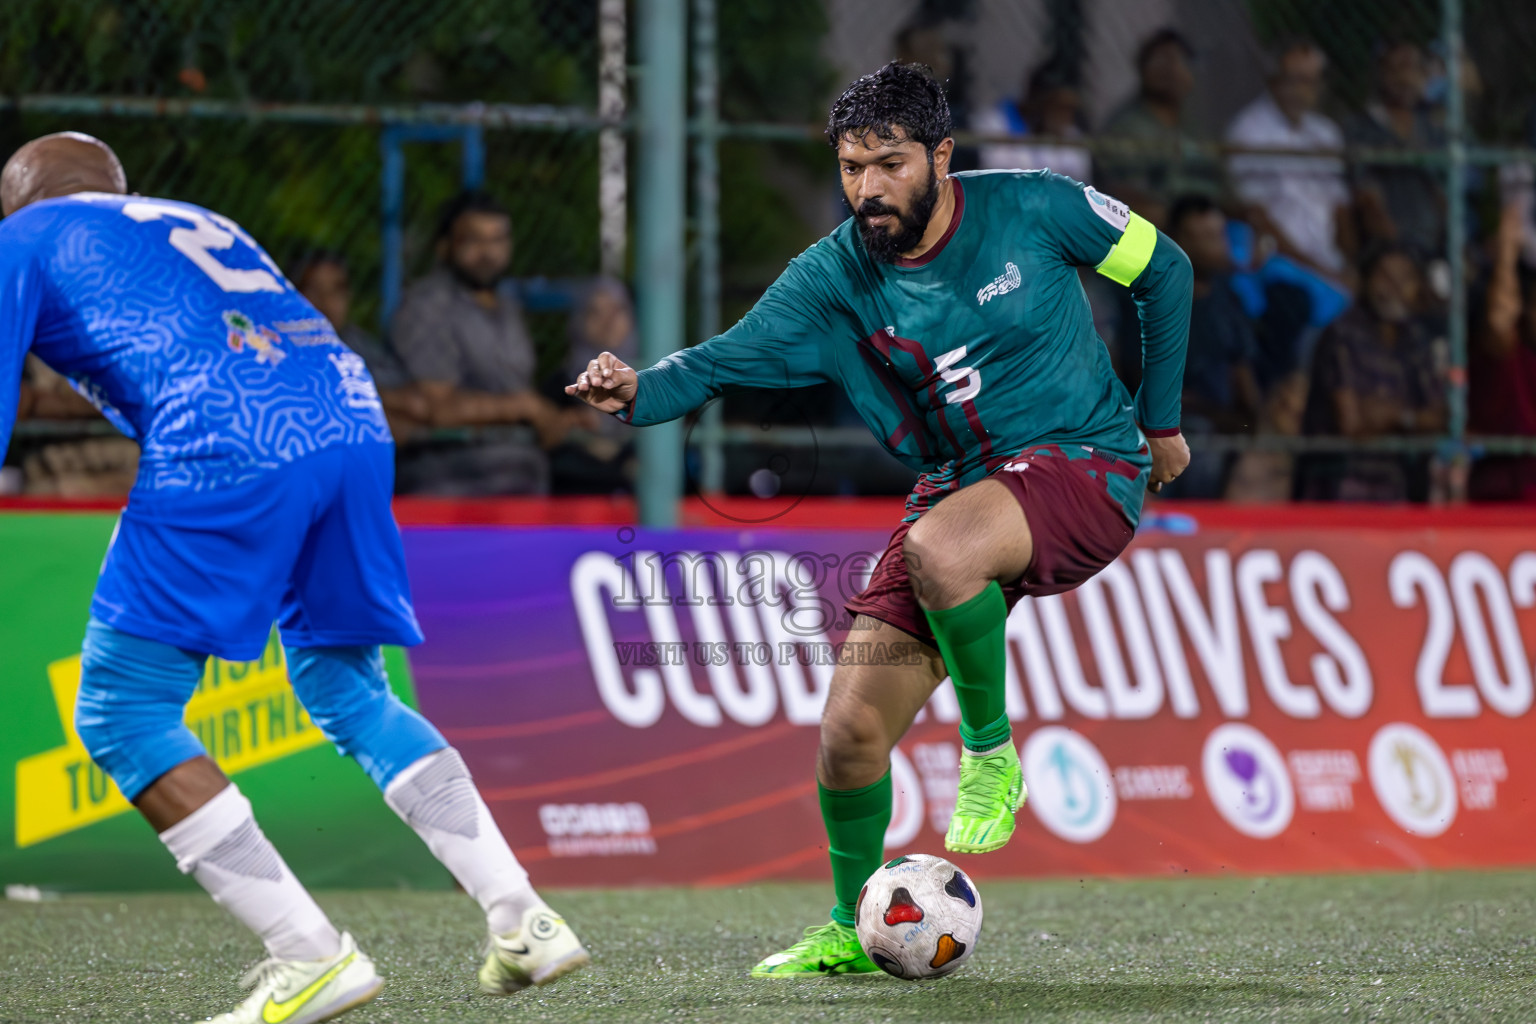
435, 188, 510, 243
825, 61, 953, 153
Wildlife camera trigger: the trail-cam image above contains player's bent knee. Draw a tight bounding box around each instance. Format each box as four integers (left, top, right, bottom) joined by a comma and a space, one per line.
901, 519, 966, 586
818, 703, 891, 790
904, 518, 1001, 608
285, 645, 445, 790
76, 623, 207, 802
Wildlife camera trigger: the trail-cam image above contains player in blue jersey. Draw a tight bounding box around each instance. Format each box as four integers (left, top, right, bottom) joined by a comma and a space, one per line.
0, 133, 589, 1023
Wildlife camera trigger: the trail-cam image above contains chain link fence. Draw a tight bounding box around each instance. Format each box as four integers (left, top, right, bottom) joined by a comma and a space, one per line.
5, 0, 1536, 504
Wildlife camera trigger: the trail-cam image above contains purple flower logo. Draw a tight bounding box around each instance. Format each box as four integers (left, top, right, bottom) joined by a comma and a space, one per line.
1223, 747, 1278, 821
1202, 724, 1295, 839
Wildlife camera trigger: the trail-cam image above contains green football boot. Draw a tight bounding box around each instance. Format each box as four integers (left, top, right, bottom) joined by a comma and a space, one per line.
750, 922, 881, 979
944, 742, 1027, 854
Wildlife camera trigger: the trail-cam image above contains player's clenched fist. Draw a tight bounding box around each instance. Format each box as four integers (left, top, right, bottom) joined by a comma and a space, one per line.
565, 351, 637, 414
1146, 433, 1190, 493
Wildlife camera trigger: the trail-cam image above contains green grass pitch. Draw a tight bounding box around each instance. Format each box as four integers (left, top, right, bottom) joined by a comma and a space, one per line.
1, 870, 1532, 1023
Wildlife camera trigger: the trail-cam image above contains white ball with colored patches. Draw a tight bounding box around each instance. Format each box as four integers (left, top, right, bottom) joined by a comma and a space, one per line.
854, 852, 983, 979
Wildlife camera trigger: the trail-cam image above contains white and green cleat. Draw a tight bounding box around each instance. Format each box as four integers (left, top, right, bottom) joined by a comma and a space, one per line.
210, 931, 382, 1024
478, 905, 591, 994
944, 742, 1027, 854
750, 921, 882, 978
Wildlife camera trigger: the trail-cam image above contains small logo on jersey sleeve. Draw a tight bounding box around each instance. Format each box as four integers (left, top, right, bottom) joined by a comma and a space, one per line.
328, 352, 383, 411
223, 310, 286, 365
976, 261, 1022, 306
1084, 187, 1131, 231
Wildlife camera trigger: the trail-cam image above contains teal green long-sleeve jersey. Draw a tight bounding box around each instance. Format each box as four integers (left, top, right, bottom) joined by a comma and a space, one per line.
620, 170, 1193, 526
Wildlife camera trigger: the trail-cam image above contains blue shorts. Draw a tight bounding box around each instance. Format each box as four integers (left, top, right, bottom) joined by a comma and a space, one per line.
91, 442, 424, 662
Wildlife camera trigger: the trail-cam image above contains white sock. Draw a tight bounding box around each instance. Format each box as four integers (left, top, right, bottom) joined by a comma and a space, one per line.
160, 785, 341, 961
385, 748, 542, 935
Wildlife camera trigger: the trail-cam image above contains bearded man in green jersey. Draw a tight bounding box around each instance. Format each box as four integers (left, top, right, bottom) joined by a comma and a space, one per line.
568, 62, 1192, 977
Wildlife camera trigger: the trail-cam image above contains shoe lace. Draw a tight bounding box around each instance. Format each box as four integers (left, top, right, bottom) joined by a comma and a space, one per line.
953, 755, 1010, 820
238, 958, 287, 991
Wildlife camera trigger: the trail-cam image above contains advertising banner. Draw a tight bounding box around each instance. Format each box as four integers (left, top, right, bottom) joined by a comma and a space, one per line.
403, 518, 1536, 886
0, 512, 447, 891
5, 506, 1534, 890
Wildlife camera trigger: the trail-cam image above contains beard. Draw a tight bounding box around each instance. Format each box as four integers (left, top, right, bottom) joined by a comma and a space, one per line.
448, 259, 503, 292
854, 164, 940, 264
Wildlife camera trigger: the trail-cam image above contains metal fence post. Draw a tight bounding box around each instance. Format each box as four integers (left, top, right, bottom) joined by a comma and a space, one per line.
636, 0, 687, 527
598, 0, 628, 278
693, 0, 724, 495
1443, 0, 1469, 456
380, 126, 406, 328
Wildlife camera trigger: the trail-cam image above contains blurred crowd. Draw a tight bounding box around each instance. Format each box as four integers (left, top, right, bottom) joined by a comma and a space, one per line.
937, 27, 1536, 503
7, 25, 1536, 505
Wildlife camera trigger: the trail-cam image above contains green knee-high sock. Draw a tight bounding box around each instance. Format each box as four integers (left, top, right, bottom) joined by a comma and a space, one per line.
819, 772, 892, 926
924, 580, 1012, 754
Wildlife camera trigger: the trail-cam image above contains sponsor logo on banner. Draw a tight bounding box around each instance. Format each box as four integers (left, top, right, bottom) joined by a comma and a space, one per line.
1202, 724, 1294, 839
1451, 748, 1507, 810
538, 802, 656, 857
1368, 724, 1457, 836
1022, 727, 1117, 843
532, 526, 1536, 883
1287, 749, 1361, 812
1113, 765, 1194, 801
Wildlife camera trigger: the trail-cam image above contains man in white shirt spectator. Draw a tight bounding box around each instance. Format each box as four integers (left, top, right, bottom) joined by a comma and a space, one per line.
1226, 39, 1356, 284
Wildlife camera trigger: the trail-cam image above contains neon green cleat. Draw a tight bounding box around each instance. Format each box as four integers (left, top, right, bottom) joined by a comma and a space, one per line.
750, 921, 881, 979
944, 742, 1027, 854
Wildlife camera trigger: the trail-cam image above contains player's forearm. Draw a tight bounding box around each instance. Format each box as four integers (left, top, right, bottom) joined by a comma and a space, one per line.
619, 345, 732, 427
1128, 232, 1194, 436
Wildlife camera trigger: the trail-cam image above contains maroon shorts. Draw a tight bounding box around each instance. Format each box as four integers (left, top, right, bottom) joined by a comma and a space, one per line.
843, 446, 1139, 647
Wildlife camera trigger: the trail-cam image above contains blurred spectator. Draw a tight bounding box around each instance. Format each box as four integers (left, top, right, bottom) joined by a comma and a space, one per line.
1157, 195, 1261, 497
392, 190, 582, 495
973, 57, 1091, 182
1170, 197, 1262, 430
293, 251, 431, 440
1469, 202, 1536, 501
1226, 39, 1356, 284
1223, 372, 1310, 503
545, 277, 637, 493
15, 357, 138, 496
895, 16, 975, 166
1343, 40, 1446, 257
1301, 245, 1446, 501
1097, 28, 1223, 229
1424, 39, 1483, 136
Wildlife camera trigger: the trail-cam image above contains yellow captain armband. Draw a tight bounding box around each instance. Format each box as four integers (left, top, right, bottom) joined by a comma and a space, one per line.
1095, 211, 1158, 287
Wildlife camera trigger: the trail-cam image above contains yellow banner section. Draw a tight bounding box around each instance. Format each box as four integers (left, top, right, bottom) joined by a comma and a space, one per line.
14, 635, 327, 848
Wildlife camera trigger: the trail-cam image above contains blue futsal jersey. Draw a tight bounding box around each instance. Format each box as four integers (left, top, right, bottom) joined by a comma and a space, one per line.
0, 193, 421, 660
0, 192, 391, 490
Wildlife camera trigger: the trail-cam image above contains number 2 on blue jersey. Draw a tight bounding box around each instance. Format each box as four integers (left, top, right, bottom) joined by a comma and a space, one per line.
120, 201, 288, 294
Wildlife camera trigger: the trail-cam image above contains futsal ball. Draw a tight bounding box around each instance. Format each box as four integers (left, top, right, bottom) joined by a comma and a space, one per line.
854, 853, 983, 979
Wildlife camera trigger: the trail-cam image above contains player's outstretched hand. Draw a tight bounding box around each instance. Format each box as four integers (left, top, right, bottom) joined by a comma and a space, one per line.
565, 352, 638, 414
1147, 433, 1190, 493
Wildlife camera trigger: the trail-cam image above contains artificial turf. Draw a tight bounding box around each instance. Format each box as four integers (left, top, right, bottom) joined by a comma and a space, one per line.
1, 870, 1532, 1023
